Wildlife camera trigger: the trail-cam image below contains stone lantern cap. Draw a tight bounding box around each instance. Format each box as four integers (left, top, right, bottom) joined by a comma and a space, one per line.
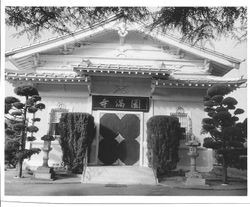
185, 135, 201, 147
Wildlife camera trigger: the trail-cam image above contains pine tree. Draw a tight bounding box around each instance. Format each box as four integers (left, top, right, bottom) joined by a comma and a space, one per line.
5, 85, 45, 178
202, 84, 247, 184
5, 7, 246, 44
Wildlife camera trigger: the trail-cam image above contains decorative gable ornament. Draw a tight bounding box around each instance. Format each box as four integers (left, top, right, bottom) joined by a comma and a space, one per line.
80, 59, 92, 67
59, 47, 74, 55
117, 21, 128, 45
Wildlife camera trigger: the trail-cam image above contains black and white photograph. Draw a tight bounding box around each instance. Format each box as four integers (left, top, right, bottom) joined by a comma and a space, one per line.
1, 0, 248, 205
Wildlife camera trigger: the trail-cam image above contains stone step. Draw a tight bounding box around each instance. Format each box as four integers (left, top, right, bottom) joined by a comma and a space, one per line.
82, 166, 157, 185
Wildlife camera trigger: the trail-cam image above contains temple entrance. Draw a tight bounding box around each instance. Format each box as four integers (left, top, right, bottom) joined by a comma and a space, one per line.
98, 112, 141, 166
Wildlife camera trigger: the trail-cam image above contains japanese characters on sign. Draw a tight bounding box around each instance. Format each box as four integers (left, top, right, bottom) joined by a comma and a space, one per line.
92, 95, 149, 112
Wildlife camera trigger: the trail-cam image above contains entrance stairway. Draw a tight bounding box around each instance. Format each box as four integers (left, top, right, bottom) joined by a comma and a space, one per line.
81, 166, 157, 185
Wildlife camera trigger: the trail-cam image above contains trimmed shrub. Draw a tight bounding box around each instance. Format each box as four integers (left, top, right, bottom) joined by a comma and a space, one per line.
32, 118, 41, 122
234, 108, 244, 115
14, 85, 39, 97
13, 102, 25, 109
28, 106, 38, 113
41, 135, 55, 141
31, 95, 41, 102
5, 85, 45, 177
207, 83, 232, 97
10, 110, 23, 116
16, 148, 41, 160
27, 136, 36, 142
5, 96, 20, 104
147, 115, 181, 177
35, 103, 45, 110
202, 84, 247, 184
27, 125, 39, 133
59, 113, 95, 173
13, 123, 26, 131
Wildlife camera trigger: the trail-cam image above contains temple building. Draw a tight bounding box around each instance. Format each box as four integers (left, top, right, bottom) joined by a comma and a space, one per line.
5, 17, 246, 183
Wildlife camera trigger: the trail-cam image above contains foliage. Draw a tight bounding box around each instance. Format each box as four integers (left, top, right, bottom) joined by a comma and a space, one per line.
234, 108, 244, 115
32, 118, 41, 122
152, 7, 247, 44
5, 138, 20, 168
5, 7, 246, 44
5, 104, 12, 114
13, 123, 26, 131
13, 102, 25, 109
35, 103, 46, 110
5, 128, 16, 136
41, 135, 56, 141
4, 85, 45, 177
10, 111, 23, 116
147, 116, 181, 177
207, 84, 233, 97
202, 84, 247, 183
59, 113, 95, 173
28, 106, 38, 113
14, 85, 39, 96
31, 95, 41, 102
16, 148, 41, 160
26, 125, 39, 133
5, 97, 20, 104
27, 136, 36, 142
5, 7, 149, 40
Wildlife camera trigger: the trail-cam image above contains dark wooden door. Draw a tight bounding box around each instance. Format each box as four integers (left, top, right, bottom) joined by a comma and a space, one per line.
98, 113, 140, 166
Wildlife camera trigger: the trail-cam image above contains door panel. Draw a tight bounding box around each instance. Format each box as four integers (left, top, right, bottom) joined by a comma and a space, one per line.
98, 113, 140, 166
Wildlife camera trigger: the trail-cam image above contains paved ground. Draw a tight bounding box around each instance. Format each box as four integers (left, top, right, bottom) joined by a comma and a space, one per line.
4, 170, 247, 196
5, 182, 247, 196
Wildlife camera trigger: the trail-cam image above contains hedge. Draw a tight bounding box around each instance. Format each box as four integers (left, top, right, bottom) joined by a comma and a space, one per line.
59, 113, 95, 173
147, 115, 181, 177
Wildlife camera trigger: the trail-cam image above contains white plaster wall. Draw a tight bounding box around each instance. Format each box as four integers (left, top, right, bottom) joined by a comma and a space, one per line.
32, 83, 90, 142
152, 87, 206, 142
151, 87, 213, 172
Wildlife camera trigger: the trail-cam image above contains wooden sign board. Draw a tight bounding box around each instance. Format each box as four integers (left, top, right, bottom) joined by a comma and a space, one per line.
92, 95, 150, 112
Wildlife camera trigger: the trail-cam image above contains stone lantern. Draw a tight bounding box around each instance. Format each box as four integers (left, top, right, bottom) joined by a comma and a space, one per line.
185, 135, 206, 186
41, 139, 52, 167
34, 135, 55, 180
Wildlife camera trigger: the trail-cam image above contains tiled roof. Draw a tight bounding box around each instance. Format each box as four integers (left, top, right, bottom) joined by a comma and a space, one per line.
73, 63, 176, 76
153, 78, 247, 88
5, 70, 246, 88
5, 71, 89, 84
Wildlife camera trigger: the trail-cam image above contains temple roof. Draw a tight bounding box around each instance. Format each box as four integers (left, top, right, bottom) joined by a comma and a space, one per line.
153, 78, 247, 88
5, 18, 241, 64
5, 17, 243, 78
5, 70, 246, 89
73, 63, 176, 77
5, 71, 89, 84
